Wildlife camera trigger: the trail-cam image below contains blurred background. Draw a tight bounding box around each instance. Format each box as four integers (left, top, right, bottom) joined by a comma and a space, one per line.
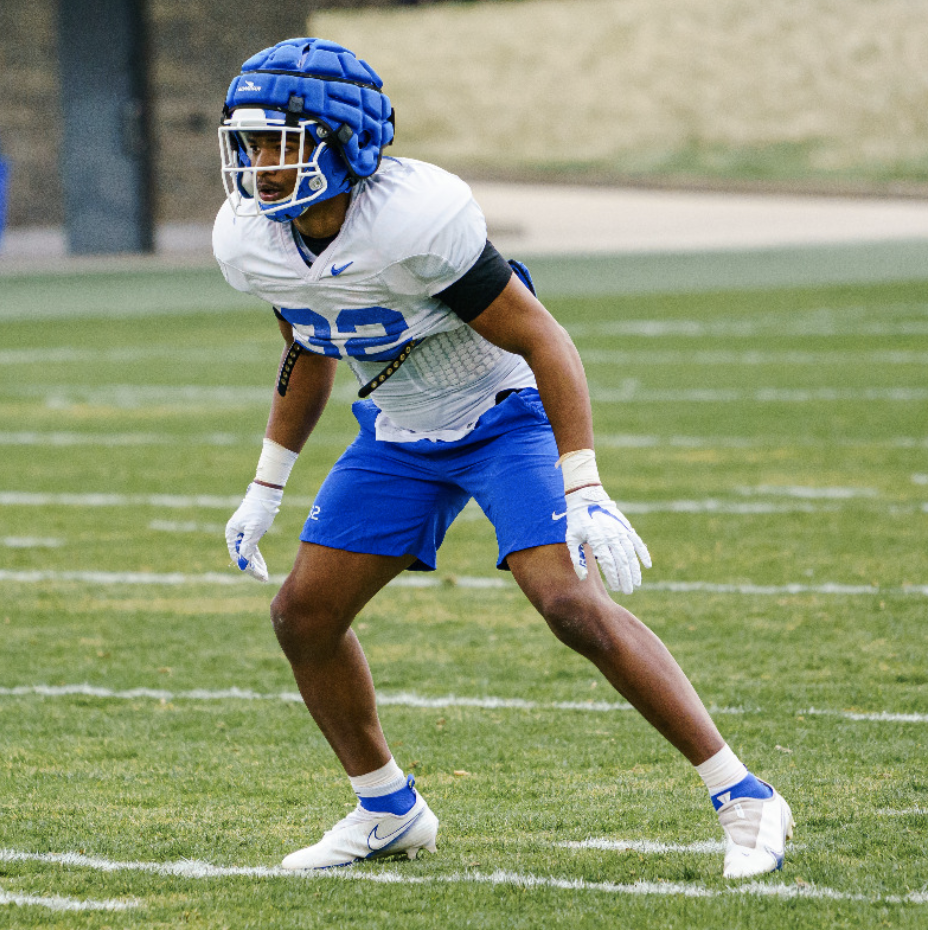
1, 0, 927, 257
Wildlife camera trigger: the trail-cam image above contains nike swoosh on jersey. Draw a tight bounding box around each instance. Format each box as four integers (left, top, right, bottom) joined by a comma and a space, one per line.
367, 810, 423, 853
552, 510, 567, 521
331, 261, 354, 276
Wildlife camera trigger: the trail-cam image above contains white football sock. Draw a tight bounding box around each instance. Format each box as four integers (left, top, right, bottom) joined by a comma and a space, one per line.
695, 744, 748, 795
349, 757, 407, 798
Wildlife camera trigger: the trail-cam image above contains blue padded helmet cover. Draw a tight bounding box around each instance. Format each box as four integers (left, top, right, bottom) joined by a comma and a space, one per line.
224, 38, 394, 180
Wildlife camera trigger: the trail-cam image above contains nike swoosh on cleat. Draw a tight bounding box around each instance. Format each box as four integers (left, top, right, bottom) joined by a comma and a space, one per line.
331, 261, 354, 276
367, 810, 423, 853
552, 511, 567, 521
765, 846, 785, 870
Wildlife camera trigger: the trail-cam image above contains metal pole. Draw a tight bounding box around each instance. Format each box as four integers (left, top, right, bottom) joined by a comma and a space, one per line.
58, 0, 153, 254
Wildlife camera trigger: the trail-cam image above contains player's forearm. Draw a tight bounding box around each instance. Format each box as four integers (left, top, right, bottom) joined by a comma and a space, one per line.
468, 276, 595, 455
522, 328, 595, 457
264, 349, 338, 455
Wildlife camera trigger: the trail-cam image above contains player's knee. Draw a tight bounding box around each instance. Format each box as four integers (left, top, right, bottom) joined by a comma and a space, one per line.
539, 591, 611, 657
269, 588, 301, 656
270, 585, 346, 661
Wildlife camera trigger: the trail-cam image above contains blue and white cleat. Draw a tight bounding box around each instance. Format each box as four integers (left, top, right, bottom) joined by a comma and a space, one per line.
281, 783, 438, 870
717, 780, 794, 879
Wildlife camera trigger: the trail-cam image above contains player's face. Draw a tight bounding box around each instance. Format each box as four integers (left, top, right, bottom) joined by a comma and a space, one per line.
242, 131, 303, 202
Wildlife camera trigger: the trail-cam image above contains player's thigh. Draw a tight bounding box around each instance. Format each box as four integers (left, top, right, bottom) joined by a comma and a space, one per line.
273, 542, 415, 636
507, 542, 612, 621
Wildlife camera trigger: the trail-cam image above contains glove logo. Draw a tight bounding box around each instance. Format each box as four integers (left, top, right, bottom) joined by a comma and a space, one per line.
587, 503, 631, 530
234, 533, 248, 571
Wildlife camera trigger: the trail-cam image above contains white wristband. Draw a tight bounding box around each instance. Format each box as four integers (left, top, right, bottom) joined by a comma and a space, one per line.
255, 438, 299, 488
556, 448, 601, 494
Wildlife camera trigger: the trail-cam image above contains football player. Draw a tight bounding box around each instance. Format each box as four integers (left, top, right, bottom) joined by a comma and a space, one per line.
215, 38, 793, 877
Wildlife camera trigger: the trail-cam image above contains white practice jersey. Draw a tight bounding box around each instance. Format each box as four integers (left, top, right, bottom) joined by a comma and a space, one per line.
213, 157, 535, 442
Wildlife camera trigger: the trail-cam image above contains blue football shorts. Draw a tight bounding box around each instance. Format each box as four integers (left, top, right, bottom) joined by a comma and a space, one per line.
299, 388, 568, 571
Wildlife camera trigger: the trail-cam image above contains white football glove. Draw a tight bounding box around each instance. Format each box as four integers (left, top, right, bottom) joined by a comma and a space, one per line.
564, 485, 652, 594
224, 482, 283, 583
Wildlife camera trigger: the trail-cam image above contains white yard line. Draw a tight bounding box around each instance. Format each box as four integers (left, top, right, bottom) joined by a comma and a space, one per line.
5, 346, 928, 368
0, 569, 256, 585
577, 349, 928, 366
2, 490, 918, 518
601, 434, 928, 449
560, 839, 726, 853
0, 848, 923, 905
736, 485, 878, 499
1, 537, 63, 548
0, 683, 924, 726
0, 683, 645, 714
0, 567, 926, 597
0, 431, 249, 447
0, 491, 314, 509
2, 431, 924, 450
0, 569, 500, 587
0, 885, 138, 912
565, 314, 928, 339
0, 683, 302, 703
375, 691, 641, 712
623, 501, 832, 515
148, 520, 227, 534
35, 386, 272, 408
648, 581, 928, 596
803, 708, 928, 724
0, 346, 256, 366
560, 838, 808, 853
7, 383, 928, 407
587, 385, 928, 404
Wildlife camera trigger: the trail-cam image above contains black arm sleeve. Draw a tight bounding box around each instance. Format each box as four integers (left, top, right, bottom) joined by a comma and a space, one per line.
436, 239, 514, 323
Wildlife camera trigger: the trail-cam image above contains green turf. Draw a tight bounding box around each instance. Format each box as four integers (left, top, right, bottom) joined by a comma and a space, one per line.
523, 241, 928, 296
0, 262, 926, 927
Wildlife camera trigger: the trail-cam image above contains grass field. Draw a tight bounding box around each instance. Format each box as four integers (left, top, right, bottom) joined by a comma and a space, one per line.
0, 258, 927, 927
